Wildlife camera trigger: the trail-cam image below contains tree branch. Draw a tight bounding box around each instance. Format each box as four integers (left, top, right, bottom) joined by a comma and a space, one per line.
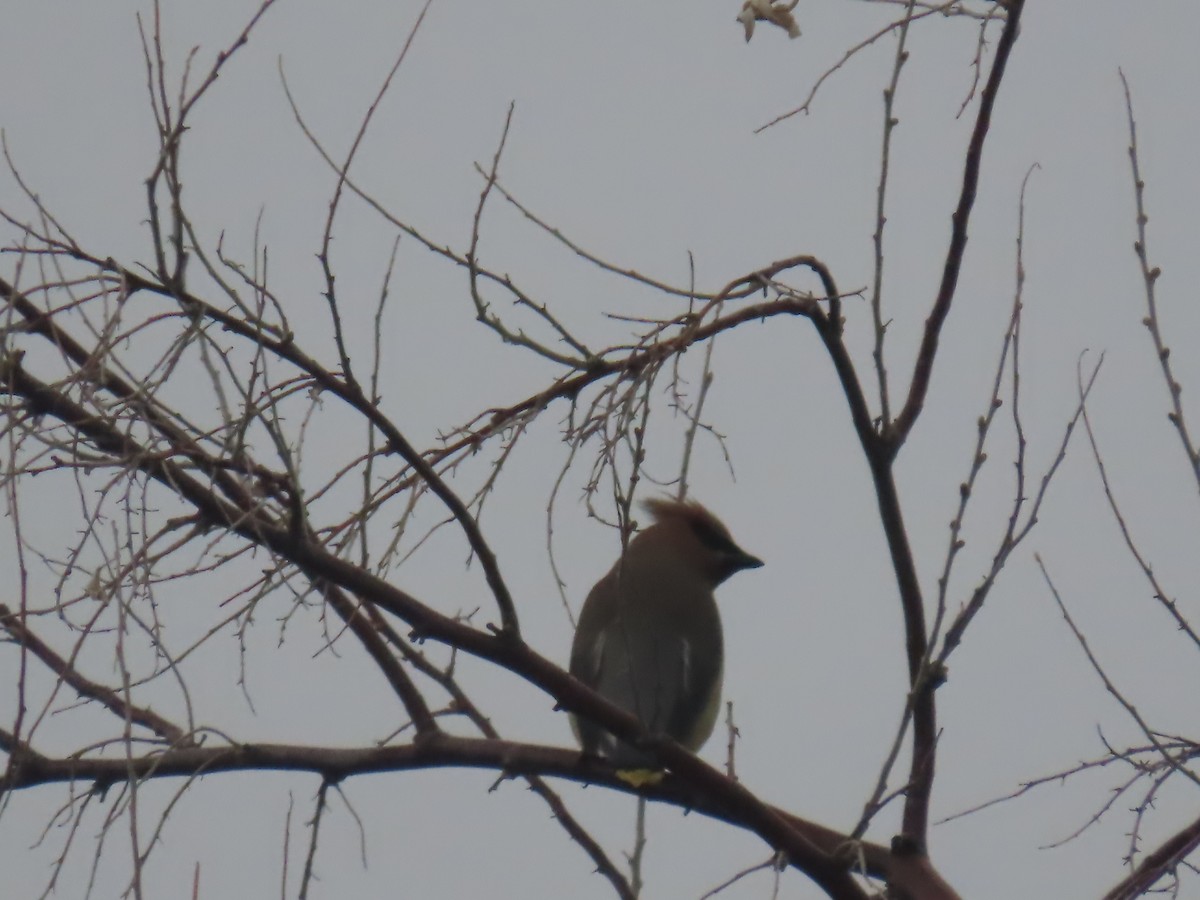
889, 0, 1025, 448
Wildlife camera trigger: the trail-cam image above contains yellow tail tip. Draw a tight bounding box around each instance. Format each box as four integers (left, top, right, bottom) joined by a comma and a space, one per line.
615, 768, 665, 788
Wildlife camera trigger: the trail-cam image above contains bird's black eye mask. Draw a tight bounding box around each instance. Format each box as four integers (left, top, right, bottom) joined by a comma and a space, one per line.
688, 517, 739, 556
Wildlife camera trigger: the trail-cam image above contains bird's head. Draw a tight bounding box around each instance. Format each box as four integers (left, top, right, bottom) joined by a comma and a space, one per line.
638, 497, 764, 587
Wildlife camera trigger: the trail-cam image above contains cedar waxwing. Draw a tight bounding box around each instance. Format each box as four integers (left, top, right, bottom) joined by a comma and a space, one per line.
569, 498, 763, 774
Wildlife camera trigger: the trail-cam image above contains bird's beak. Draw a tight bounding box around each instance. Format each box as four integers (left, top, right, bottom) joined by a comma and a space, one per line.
734, 550, 764, 571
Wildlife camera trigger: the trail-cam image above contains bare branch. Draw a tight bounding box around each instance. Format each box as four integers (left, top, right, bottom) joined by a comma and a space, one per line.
889, 0, 1025, 447
1120, 70, 1200, 492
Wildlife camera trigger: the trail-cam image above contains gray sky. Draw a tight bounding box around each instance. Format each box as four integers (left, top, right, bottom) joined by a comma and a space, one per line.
2, 1, 1199, 897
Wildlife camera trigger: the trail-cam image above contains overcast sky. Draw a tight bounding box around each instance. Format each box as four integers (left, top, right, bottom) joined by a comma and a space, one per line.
2, 1, 1199, 898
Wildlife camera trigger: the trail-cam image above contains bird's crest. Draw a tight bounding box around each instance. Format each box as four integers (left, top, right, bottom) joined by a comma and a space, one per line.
642, 497, 733, 546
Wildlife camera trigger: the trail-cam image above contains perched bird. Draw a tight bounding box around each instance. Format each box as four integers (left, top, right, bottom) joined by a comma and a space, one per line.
737, 0, 802, 42
569, 498, 763, 776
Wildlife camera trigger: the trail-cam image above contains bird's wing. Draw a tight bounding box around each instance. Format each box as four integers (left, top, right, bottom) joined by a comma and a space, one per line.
593, 620, 719, 742
667, 631, 723, 751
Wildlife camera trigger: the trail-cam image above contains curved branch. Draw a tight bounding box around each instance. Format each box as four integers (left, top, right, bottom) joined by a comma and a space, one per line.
0, 731, 890, 886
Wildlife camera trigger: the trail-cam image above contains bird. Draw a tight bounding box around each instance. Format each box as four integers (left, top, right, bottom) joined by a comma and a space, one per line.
569, 497, 763, 779
737, 0, 802, 42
